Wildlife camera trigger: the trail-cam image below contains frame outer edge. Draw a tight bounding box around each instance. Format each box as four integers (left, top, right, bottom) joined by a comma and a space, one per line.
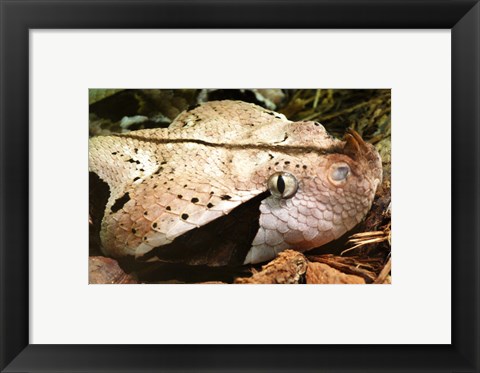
452, 2, 480, 371
0, 1, 30, 371
0, 0, 479, 372
0, 0, 478, 29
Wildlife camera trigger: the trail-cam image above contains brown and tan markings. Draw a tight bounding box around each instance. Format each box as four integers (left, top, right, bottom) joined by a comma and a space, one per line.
89, 100, 382, 266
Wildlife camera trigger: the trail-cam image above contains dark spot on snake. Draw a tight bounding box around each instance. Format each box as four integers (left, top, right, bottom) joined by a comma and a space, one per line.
184, 184, 188, 188
210, 191, 214, 195
134, 148, 138, 153
207, 203, 214, 208
314, 122, 320, 126
131, 228, 136, 234
127, 158, 140, 164
220, 195, 232, 200
274, 162, 279, 165
152, 222, 158, 228
133, 177, 140, 182
153, 184, 158, 189
296, 164, 300, 168
177, 195, 183, 199
144, 211, 148, 215
191, 197, 199, 203
154, 167, 163, 175
268, 154, 274, 159
110, 192, 130, 214
303, 165, 307, 169
275, 115, 282, 119
181, 213, 189, 220
284, 161, 290, 165
161, 161, 167, 165
166, 206, 171, 211
139, 168, 144, 172
143, 237, 147, 241
111, 152, 117, 155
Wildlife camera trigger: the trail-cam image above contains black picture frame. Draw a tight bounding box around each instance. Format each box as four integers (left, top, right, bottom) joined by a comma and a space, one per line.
1, 0, 479, 372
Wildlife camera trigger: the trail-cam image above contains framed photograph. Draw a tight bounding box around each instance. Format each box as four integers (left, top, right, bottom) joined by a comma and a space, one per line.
88, 89, 391, 285
1, 0, 478, 372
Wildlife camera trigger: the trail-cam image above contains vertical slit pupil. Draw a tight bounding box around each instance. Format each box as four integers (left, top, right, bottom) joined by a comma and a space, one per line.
277, 175, 285, 194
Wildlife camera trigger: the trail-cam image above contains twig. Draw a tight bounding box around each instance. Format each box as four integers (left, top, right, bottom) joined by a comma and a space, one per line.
313, 89, 322, 109
374, 258, 392, 284
341, 230, 390, 256
308, 255, 378, 283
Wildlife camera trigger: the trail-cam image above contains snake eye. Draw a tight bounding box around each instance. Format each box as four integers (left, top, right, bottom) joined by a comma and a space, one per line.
329, 163, 350, 184
268, 172, 298, 199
